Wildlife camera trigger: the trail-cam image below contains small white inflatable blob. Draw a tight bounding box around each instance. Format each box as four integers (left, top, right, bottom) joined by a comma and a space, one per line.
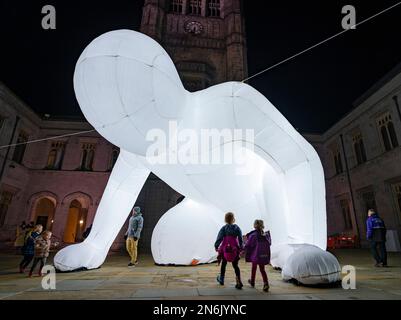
281, 244, 341, 285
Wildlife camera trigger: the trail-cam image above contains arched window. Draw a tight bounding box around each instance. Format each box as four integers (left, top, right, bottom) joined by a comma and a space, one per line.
80, 143, 96, 171
87, 150, 95, 169
12, 131, 28, 164
334, 152, 343, 175
207, 0, 221, 17
380, 125, 392, 151
189, 0, 202, 15
47, 149, 57, 168
81, 149, 87, 169
170, 0, 183, 14
352, 132, 367, 165
388, 121, 399, 148
377, 113, 399, 151
46, 141, 65, 169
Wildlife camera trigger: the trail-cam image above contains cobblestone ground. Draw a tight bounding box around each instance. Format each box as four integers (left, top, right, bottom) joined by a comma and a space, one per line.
0, 249, 400, 300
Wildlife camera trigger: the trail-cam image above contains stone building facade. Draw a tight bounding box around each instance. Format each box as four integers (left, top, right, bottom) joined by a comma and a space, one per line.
0, 0, 248, 253
0, 83, 182, 252
305, 63, 401, 248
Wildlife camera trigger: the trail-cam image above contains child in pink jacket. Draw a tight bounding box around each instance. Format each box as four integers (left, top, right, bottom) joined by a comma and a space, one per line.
244, 220, 271, 292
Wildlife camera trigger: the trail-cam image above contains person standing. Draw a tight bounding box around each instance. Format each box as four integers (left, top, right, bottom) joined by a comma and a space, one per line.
19, 224, 43, 273
82, 224, 92, 239
366, 209, 387, 267
214, 212, 244, 289
14, 221, 27, 254
125, 207, 144, 267
244, 220, 271, 292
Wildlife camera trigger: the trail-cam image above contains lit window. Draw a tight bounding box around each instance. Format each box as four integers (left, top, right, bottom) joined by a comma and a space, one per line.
377, 113, 399, 152
189, 0, 202, 15
12, 131, 29, 164
170, 0, 184, 14
80, 143, 96, 171
46, 141, 66, 170
207, 0, 220, 17
352, 132, 367, 165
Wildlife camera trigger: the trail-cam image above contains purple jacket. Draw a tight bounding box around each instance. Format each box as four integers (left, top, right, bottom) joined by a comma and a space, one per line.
244, 230, 271, 265
366, 213, 386, 241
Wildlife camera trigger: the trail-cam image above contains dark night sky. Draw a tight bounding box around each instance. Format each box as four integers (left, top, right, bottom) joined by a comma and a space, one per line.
1, 1, 401, 133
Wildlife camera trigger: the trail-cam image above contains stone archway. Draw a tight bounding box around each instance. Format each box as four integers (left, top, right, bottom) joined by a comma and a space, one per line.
28, 191, 58, 231
62, 193, 92, 243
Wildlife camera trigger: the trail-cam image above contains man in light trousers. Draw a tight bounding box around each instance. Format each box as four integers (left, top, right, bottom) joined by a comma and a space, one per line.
125, 207, 144, 267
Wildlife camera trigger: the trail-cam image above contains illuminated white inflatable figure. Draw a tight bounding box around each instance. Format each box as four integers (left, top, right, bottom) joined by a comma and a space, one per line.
54, 30, 340, 284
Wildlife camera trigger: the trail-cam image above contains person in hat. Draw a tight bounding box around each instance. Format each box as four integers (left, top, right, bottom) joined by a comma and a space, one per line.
125, 207, 144, 267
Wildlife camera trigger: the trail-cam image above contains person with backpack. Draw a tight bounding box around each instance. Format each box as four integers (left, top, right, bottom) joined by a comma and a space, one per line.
19, 224, 43, 273
214, 212, 243, 289
244, 219, 271, 292
366, 209, 388, 267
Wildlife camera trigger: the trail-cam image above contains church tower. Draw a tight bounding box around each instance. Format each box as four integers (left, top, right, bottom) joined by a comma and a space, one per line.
140, 0, 248, 91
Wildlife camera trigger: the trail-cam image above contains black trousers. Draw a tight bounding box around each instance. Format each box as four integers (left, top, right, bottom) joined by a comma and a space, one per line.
19, 254, 34, 270
220, 258, 241, 279
370, 240, 387, 265
30, 257, 47, 274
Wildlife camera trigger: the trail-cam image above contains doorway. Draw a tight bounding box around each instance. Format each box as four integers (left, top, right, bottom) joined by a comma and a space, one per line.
34, 198, 55, 231
63, 200, 87, 243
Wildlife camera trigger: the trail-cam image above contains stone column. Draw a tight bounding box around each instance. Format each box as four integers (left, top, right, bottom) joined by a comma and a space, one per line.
201, 0, 207, 17
182, 0, 189, 14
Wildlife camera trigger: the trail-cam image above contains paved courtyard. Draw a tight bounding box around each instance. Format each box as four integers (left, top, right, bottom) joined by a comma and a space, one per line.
0, 249, 400, 300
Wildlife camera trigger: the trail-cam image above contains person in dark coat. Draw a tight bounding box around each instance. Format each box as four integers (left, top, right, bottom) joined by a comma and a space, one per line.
244, 220, 271, 292
214, 212, 243, 289
19, 224, 43, 273
366, 209, 387, 267
82, 224, 92, 239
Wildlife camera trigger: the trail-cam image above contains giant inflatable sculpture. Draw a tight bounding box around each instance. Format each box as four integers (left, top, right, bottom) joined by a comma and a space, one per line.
54, 30, 341, 284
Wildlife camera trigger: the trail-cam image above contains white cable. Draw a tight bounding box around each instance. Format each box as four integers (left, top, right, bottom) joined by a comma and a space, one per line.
0, 129, 96, 150
1, 2, 400, 150
242, 1, 401, 83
